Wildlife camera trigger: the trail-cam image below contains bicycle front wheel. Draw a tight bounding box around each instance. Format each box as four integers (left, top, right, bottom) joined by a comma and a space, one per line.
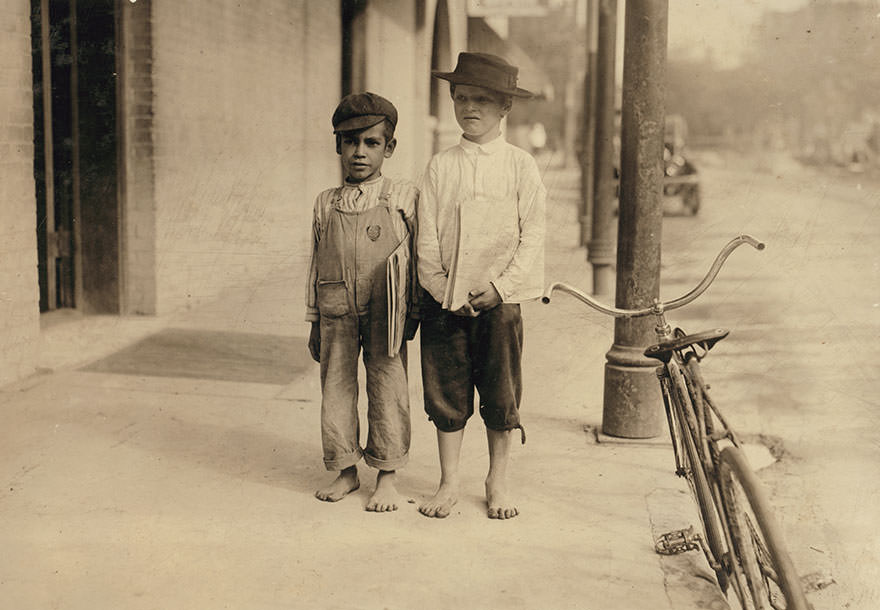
718, 446, 809, 610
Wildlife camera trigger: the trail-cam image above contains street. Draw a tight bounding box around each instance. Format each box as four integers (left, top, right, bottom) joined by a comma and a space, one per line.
629, 151, 879, 609
0, 148, 876, 610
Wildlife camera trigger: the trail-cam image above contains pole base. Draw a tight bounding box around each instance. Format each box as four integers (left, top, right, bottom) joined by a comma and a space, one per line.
602, 345, 665, 438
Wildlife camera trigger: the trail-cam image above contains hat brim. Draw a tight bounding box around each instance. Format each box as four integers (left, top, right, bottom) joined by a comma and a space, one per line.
431, 71, 534, 98
333, 114, 390, 134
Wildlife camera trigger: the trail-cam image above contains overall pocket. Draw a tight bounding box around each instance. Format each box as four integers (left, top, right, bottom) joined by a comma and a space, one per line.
317, 280, 350, 317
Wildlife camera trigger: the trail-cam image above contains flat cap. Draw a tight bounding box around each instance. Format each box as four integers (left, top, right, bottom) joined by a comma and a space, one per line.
332, 92, 398, 134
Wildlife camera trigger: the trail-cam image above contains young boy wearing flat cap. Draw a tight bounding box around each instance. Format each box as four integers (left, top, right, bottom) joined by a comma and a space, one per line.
306, 92, 419, 512
417, 52, 546, 519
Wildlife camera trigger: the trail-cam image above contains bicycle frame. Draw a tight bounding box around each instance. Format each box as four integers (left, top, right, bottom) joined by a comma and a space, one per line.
659, 341, 743, 596
656, 343, 732, 582
541, 234, 763, 495
541, 235, 765, 479
543, 235, 810, 610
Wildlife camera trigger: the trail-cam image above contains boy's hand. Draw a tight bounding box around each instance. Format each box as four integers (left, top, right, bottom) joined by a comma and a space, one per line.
451, 302, 479, 317
468, 285, 501, 312
308, 321, 321, 362
404, 317, 420, 341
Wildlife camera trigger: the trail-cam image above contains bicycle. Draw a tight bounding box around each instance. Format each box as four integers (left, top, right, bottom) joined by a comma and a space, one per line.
542, 235, 809, 610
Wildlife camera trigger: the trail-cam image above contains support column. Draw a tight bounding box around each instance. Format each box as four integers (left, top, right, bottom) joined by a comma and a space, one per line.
578, 0, 598, 247
118, 0, 156, 315
587, 0, 617, 297
601, 0, 668, 439
40, 0, 56, 310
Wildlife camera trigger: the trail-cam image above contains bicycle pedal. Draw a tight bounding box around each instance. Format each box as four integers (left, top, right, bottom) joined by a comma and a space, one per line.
655, 525, 702, 555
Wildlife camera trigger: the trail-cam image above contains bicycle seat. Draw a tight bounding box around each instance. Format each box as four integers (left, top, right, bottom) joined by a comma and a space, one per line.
644, 328, 730, 363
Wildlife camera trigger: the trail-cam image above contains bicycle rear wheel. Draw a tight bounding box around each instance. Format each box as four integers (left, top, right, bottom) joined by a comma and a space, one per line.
718, 446, 809, 610
668, 366, 730, 592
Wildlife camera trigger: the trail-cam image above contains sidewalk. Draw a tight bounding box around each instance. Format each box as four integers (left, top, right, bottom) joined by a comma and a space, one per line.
0, 164, 729, 609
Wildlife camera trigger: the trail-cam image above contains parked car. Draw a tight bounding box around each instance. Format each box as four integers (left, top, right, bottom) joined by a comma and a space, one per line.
611, 114, 701, 215
663, 141, 700, 215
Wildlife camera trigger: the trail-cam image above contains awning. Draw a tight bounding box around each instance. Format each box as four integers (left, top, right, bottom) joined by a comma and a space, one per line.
467, 17, 553, 100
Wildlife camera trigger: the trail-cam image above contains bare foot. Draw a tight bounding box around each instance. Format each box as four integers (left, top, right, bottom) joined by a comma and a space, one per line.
365, 470, 400, 512
419, 481, 458, 518
486, 477, 518, 519
315, 466, 359, 502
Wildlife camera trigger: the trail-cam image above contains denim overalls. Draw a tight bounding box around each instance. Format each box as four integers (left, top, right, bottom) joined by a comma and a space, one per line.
315, 178, 411, 471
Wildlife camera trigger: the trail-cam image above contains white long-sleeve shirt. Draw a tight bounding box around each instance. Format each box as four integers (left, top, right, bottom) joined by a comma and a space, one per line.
417, 134, 546, 309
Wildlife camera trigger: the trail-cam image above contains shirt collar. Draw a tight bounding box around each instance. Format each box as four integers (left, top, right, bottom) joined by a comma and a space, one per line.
342, 173, 383, 190
459, 133, 506, 155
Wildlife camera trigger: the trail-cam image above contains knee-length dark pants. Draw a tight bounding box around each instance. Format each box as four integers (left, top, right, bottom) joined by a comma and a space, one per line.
419, 294, 523, 434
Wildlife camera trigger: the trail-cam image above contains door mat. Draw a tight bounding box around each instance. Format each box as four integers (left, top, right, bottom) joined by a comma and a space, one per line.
82, 328, 309, 385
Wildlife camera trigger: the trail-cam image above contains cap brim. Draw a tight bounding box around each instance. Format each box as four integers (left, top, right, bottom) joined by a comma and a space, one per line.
430, 71, 533, 98
333, 114, 388, 134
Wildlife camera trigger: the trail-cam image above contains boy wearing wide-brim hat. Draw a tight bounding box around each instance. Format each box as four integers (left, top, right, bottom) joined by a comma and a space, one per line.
416, 52, 546, 519
306, 92, 420, 512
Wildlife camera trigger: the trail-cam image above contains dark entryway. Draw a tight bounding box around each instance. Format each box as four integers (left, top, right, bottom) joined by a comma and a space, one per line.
31, 0, 120, 314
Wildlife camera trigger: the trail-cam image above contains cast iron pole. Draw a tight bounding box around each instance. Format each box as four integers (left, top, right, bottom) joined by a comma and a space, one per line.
601, 0, 668, 438
588, 0, 617, 297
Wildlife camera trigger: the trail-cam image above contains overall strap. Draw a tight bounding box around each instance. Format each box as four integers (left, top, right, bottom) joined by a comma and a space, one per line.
378, 178, 408, 239
331, 186, 344, 206
378, 177, 393, 204
319, 187, 345, 240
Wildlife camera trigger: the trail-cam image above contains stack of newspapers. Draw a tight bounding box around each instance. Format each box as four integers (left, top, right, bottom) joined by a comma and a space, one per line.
441, 202, 512, 312
386, 238, 409, 357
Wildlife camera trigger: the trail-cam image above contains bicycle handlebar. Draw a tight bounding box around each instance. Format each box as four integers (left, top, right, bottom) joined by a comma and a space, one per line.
541, 235, 765, 319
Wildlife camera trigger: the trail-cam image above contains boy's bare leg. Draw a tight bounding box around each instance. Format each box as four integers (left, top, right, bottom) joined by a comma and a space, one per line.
315, 465, 360, 502
419, 428, 464, 518
365, 469, 400, 512
486, 428, 518, 519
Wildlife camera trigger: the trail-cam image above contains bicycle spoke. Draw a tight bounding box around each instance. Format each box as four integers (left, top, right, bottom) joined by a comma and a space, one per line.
719, 447, 809, 610
745, 513, 788, 609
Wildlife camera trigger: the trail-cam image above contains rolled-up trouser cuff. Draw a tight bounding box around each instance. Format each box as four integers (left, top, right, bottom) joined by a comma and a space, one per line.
323, 447, 363, 472
364, 450, 409, 471
485, 422, 527, 445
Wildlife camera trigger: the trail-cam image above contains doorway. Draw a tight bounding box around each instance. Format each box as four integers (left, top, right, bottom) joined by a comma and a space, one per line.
31, 0, 120, 314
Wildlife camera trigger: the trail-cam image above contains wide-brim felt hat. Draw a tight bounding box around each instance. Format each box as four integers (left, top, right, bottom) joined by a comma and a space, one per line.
432, 52, 533, 98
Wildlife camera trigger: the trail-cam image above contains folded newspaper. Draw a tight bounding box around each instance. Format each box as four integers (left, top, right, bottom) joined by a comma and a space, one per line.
442, 201, 516, 311
386, 237, 409, 357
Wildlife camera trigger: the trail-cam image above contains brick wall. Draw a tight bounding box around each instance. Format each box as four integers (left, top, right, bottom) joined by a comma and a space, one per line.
0, 0, 40, 386
148, 0, 341, 315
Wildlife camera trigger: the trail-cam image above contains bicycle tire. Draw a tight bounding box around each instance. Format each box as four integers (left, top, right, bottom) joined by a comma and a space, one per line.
718, 446, 809, 610
668, 365, 730, 592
